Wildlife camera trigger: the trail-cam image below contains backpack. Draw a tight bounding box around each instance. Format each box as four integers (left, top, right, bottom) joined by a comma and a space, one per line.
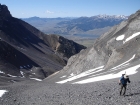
120, 76, 125, 84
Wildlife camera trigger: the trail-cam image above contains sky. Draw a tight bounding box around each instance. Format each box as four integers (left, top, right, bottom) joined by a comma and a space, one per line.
0, 0, 140, 18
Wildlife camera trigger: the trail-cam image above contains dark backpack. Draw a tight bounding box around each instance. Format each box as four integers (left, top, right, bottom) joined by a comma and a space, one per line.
120, 77, 125, 85
120, 76, 130, 85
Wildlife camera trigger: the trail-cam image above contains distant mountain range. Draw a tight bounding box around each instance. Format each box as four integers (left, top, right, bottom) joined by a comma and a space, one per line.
22, 15, 128, 39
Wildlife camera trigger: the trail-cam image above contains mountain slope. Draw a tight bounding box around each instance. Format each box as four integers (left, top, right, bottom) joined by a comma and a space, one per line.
46, 10, 140, 84
0, 4, 85, 84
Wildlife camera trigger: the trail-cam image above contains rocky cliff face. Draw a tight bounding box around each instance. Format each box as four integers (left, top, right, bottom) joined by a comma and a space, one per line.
43, 34, 86, 59
47, 10, 140, 84
0, 4, 12, 18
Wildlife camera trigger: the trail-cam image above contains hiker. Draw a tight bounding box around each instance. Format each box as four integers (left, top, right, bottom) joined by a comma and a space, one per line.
119, 74, 130, 96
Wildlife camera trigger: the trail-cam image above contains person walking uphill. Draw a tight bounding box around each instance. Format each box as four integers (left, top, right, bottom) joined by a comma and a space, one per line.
119, 74, 130, 96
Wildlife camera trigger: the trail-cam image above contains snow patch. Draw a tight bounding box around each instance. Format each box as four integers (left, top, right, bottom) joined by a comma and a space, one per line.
7, 74, 18, 77
67, 73, 75, 78
56, 54, 137, 84
124, 32, 140, 43
111, 54, 135, 70
30, 78, 42, 81
70, 73, 74, 76
116, 34, 125, 41
89, 55, 135, 78
0, 71, 5, 74
56, 66, 104, 84
60, 75, 67, 78
20, 65, 30, 69
74, 64, 140, 84
0, 90, 8, 97
20, 71, 24, 77
17, 47, 26, 51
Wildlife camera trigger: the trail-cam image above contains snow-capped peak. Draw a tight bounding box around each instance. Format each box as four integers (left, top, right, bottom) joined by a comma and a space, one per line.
95, 14, 128, 20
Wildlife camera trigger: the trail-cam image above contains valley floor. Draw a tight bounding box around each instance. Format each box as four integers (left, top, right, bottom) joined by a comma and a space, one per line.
0, 80, 140, 105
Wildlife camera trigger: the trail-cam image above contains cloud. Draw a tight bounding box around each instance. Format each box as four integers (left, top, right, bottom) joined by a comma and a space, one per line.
46, 10, 54, 14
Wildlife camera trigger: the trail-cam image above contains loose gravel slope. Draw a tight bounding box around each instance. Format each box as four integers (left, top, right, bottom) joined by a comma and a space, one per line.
0, 80, 140, 105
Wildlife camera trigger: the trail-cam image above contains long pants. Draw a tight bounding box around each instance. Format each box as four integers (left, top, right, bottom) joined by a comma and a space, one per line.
120, 84, 127, 95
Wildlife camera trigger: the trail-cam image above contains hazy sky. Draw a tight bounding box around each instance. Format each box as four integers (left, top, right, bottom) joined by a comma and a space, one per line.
0, 0, 140, 18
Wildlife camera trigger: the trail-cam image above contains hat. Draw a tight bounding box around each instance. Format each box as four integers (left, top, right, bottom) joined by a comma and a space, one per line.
124, 75, 129, 79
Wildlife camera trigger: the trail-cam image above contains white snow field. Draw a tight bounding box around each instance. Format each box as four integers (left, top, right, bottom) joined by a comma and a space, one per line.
56, 55, 138, 84
0, 90, 8, 97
